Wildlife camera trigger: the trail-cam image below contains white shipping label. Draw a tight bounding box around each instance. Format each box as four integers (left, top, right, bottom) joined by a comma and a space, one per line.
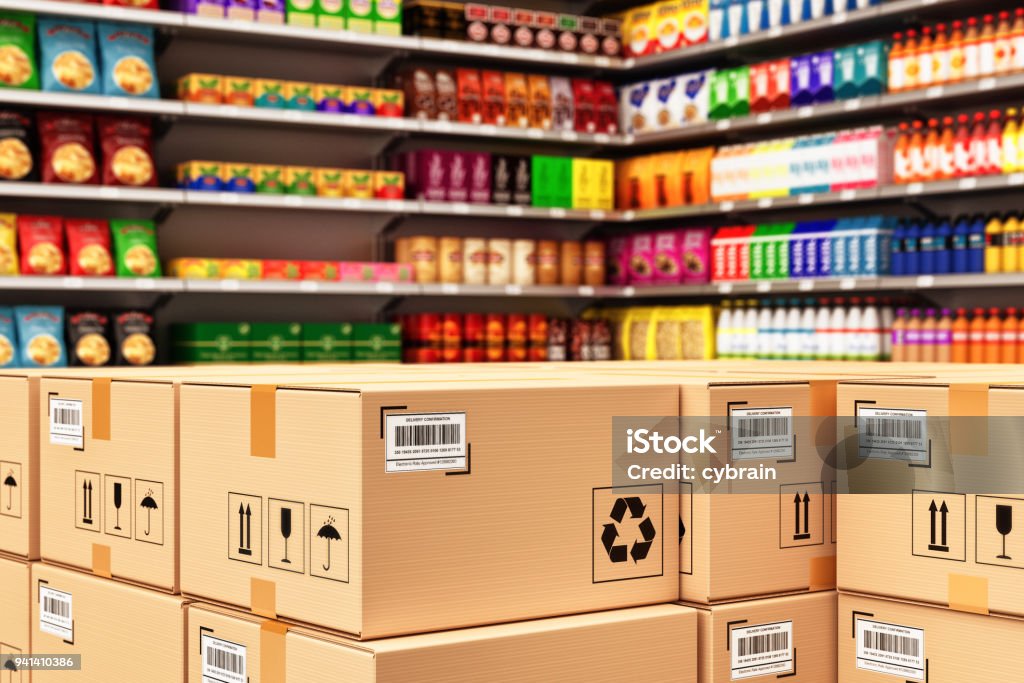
731, 621, 794, 679
385, 412, 467, 473
38, 586, 73, 641
856, 619, 925, 680
857, 407, 928, 462
730, 407, 794, 460
49, 398, 83, 448
202, 635, 247, 683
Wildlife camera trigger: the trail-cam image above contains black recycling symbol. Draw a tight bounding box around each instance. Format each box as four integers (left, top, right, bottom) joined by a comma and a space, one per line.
601, 496, 656, 564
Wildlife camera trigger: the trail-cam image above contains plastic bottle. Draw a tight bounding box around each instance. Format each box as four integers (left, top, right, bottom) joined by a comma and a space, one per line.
932, 23, 950, 85
814, 297, 831, 360
1002, 213, 1021, 272
920, 308, 937, 362
828, 297, 847, 360
968, 111, 989, 176
934, 218, 952, 274
880, 297, 895, 360
937, 116, 956, 180
771, 298, 788, 360
1017, 307, 1024, 365
1016, 212, 1024, 271
948, 19, 966, 83
985, 214, 1004, 273
889, 32, 906, 92
1013, 9, 1024, 73
979, 14, 997, 77
904, 308, 922, 362
890, 220, 907, 275
862, 297, 882, 361
951, 307, 970, 363
919, 220, 937, 274
995, 11, 1013, 75
922, 118, 940, 181
742, 299, 760, 360
903, 219, 921, 275
784, 298, 803, 360
952, 214, 971, 273
964, 17, 981, 80
892, 122, 912, 183
969, 307, 987, 363
908, 120, 926, 182
716, 301, 733, 359
968, 214, 987, 272
953, 113, 972, 177
800, 297, 817, 360
903, 29, 920, 91
1001, 307, 1018, 364
917, 26, 935, 87
1003, 107, 1020, 174
984, 307, 1002, 363
845, 297, 862, 360
985, 109, 1003, 174
936, 307, 953, 363
757, 299, 774, 360
891, 307, 907, 362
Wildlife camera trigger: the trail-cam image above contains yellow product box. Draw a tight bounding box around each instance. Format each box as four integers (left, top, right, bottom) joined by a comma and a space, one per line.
571, 158, 595, 210
178, 160, 223, 191
345, 168, 375, 199
372, 170, 404, 199
679, 0, 709, 47
221, 76, 256, 107
176, 73, 223, 104
256, 164, 287, 194
0, 212, 17, 275
594, 158, 615, 210
314, 83, 346, 112
255, 79, 287, 108
370, 88, 404, 116
166, 257, 220, 279
284, 81, 317, 110
315, 168, 346, 197
220, 163, 259, 193
285, 166, 317, 195
218, 259, 262, 280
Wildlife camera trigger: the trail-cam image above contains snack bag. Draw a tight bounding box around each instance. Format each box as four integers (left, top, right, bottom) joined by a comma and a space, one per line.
14, 305, 65, 367
110, 218, 160, 277
38, 18, 100, 94
114, 310, 156, 365
37, 112, 98, 184
17, 215, 65, 275
0, 306, 15, 367
0, 110, 36, 182
97, 22, 158, 98
0, 213, 16, 275
67, 311, 112, 367
0, 12, 38, 90
66, 218, 113, 276
98, 116, 156, 187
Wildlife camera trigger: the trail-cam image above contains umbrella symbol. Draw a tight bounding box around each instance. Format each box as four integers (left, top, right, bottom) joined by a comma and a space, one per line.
317, 517, 341, 571
3, 471, 15, 510
3, 656, 17, 671
140, 489, 158, 536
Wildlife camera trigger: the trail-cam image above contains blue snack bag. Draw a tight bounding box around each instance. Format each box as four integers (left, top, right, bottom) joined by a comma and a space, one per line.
0, 306, 16, 367
97, 22, 158, 98
15, 305, 65, 367
37, 18, 100, 94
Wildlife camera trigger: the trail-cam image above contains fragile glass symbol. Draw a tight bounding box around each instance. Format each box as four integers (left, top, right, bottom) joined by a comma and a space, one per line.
3, 470, 15, 510
318, 517, 341, 571
996, 505, 1013, 560
280, 507, 292, 564
113, 482, 123, 530
140, 489, 158, 535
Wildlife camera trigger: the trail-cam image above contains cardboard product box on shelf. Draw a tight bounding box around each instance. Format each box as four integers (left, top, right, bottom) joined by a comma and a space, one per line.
30, 563, 188, 683
693, 591, 838, 683
837, 376, 1024, 619
0, 553, 30, 673
840, 592, 1024, 682
179, 375, 682, 638
187, 602, 697, 683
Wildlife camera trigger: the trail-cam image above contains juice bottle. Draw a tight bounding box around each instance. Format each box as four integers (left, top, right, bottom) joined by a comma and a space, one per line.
969, 111, 988, 176
862, 297, 882, 361
1013, 8, 1024, 73
893, 122, 911, 183
903, 29, 920, 91
1001, 307, 1018, 363
938, 116, 956, 180
922, 117, 940, 181
1017, 108, 1024, 173
908, 119, 925, 182
952, 214, 971, 273
890, 307, 906, 362
880, 297, 895, 361
979, 14, 996, 77
1003, 107, 1020, 174
984, 307, 1002, 363
951, 307, 970, 363
948, 19, 966, 83
917, 26, 934, 87
904, 308, 922, 362
995, 11, 1013, 75
932, 23, 950, 85
1016, 212, 1024, 270
964, 17, 981, 80
969, 213, 987, 272
935, 308, 953, 363
889, 32, 906, 93
968, 307, 986, 363
985, 213, 1004, 273
953, 113, 972, 177
920, 307, 937, 362
1002, 213, 1021, 272
986, 109, 1003, 174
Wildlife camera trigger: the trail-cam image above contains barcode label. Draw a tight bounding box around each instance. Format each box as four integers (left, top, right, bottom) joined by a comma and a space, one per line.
201, 635, 246, 683
731, 621, 793, 679
49, 398, 83, 448
857, 407, 928, 462
385, 412, 467, 473
730, 407, 794, 460
38, 586, 73, 640
856, 619, 925, 680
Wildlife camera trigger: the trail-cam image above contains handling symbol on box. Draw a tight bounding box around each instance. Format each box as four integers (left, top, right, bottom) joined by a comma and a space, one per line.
793, 492, 811, 540
928, 499, 949, 552
601, 496, 656, 564
238, 503, 254, 556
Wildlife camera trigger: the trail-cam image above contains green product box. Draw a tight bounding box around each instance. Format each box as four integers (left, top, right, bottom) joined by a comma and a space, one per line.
855, 40, 888, 96
346, 0, 373, 32
708, 69, 731, 121
772, 223, 794, 280
352, 323, 401, 362
250, 322, 303, 362
531, 155, 572, 208
317, 0, 345, 30
287, 0, 317, 27
748, 224, 769, 280
727, 66, 750, 118
302, 322, 353, 362
833, 45, 859, 101
172, 323, 251, 364
373, 0, 402, 35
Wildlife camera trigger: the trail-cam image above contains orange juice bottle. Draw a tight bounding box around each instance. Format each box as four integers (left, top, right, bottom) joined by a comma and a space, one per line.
948, 20, 966, 82
1016, 211, 1024, 270
954, 113, 972, 176
936, 308, 953, 363
951, 307, 970, 363
985, 307, 1002, 363
968, 307, 987, 363
932, 23, 950, 84
938, 116, 956, 180
922, 118, 940, 180
889, 33, 906, 92
1003, 107, 1020, 173
979, 14, 997, 77
1013, 9, 1024, 73
995, 11, 1013, 74
920, 308, 937, 363
904, 29, 920, 90
964, 17, 981, 79
893, 122, 912, 183
986, 109, 1003, 174
891, 308, 906, 362
905, 309, 922, 362
908, 120, 926, 182
1001, 307, 1018, 363
917, 26, 935, 87
969, 111, 989, 175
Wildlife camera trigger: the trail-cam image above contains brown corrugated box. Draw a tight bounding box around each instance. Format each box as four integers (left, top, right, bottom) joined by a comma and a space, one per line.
187, 602, 697, 683
179, 375, 681, 638
30, 562, 188, 683
0, 553, 30, 674
840, 592, 1024, 681
693, 591, 837, 682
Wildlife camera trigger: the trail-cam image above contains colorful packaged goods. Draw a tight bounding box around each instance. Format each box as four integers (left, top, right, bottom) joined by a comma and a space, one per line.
14, 305, 65, 367
111, 218, 160, 278
98, 116, 156, 187
38, 18, 99, 94
18, 214, 64, 275
38, 112, 98, 185
0, 11, 37, 90
67, 311, 111, 367
97, 22, 158, 98
0, 110, 36, 182
65, 218, 113, 276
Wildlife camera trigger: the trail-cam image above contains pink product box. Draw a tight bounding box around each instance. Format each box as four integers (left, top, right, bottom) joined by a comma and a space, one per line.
404, 150, 447, 202
606, 236, 630, 285
338, 262, 414, 282
447, 152, 470, 203
467, 152, 492, 204
628, 232, 655, 285
377, 262, 414, 282
652, 229, 683, 285
681, 227, 710, 284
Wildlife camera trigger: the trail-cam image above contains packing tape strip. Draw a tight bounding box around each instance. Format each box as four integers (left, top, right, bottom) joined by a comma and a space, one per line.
250, 385, 277, 459
92, 378, 111, 441
92, 543, 111, 578
808, 555, 836, 591
251, 577, 277, 618
260, 620, 288, 683
949, 384, 989, 457
809, 380, 838, 417
948, 573, 989, 615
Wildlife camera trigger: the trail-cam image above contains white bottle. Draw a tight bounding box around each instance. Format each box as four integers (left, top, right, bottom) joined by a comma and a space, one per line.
785, 298, 803, 360
740, 299, 758, 359
800, 297, 817, 360
845, 297, 863, 360
771, 299, 788, 360
880, 298, 894, 361
828, 297, 848, 360
716, 302, 733, 359
757, 300, 774, 360
862, 297, 882, 361
814, 297, 831, 360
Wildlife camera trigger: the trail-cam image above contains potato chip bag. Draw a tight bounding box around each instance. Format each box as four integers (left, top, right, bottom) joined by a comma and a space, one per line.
67, 311, 112, 367
15, 305, 66, 367
38, 18, 100, 94
66, 218, 113, 276
98, 116, 155, 187
114, 310, 156, 366
0, 110, 36, 182
97, 22, 158, 98
38, 112, 98, 185
0, 306, 15, 368
111, 218, 160, 277
0, 213, 16, 275
17, 215, 65, 275
0, 12, 38, 90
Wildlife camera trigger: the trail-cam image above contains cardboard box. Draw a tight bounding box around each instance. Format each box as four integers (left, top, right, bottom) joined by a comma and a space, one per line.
30, 563, 187, 683
840, 592, 1024, 681
694, 591, 837, 682
0, 553, 30, 671
188, 602, 697, 682
179, 375, 682, 637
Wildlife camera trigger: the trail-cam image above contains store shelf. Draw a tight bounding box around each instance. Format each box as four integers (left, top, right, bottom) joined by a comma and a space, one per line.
182, 279, 420, 295
0, 89, 186, 117
417, 282, 629, 298
1, 0, 186, 27
0, 276, 185, 292
0, 183, 185, 204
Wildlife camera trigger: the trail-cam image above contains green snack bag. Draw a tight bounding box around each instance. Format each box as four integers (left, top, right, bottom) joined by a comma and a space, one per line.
111, 219, 161, 278
302, 322, 352, 362
0, 12, 38, 90
352, 322, 400, 362
250, 322, 302, 362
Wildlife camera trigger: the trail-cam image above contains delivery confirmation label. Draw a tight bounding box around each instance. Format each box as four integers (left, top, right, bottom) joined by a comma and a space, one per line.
49, 398, 83, 448
856, 619, 925, 681
385, 412, 467, 473
731, 620, 793, 680
857, 407, 928, 462
201, 634, 247, 683
730, 407, 794, 460
38, 586, 73, 641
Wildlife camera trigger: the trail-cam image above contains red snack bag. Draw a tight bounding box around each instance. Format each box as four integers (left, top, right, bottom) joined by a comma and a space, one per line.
481, 71, 506, 126
17, 215, 66, 275
594, 81, 618, 135
66, 218, 113, 276
456, 69, 482, 124
98, 116, 156, 187
37, 112, 98, 185
261, 260, 302, 280
571, 79, 596, 133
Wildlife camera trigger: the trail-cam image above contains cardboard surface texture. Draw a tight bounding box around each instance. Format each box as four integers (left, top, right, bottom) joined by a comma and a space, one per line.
0, 553, 30, 676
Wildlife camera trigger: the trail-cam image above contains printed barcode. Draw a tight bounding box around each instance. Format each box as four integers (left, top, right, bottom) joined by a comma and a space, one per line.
394, 423, 461, 447
737, 632, 789, 657
43, 595, 69, 619
735, 417, 789, 438
206, 646, 243, 675
53, 408, 80, 426
863, 629, 920, 657
863, 417, 922, 440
